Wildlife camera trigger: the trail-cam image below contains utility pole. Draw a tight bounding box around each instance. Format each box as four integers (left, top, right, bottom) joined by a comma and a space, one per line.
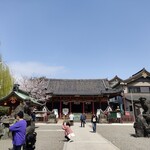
130, 90, 135, 122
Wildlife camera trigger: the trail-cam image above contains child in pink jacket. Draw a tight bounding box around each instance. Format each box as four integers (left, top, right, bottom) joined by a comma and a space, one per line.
62, 121, 75, 142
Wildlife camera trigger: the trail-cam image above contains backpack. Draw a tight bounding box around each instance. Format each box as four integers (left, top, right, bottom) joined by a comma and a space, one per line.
26, 132, 37, 150
92, 117, 96, 122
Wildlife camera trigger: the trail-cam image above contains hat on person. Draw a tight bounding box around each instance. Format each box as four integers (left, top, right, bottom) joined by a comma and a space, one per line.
17, 111, 24, 118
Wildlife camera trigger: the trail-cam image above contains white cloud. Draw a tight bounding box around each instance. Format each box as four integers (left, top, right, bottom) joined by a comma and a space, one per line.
8, 61, 66, 80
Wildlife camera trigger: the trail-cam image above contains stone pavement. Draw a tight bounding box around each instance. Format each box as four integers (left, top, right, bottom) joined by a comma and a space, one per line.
0, 123, 64, 150
0, 121, 122, 150
63, 122, 120, 150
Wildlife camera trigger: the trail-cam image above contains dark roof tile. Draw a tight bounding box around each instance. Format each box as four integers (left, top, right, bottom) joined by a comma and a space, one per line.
46, 79, 115, 95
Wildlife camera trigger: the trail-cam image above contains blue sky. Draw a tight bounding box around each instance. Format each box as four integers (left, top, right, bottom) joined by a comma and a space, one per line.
0, 0, 150, 81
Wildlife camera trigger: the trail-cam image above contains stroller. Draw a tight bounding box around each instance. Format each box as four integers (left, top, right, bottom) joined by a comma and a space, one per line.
8, 132, 37, 150
24, 132, 37, 150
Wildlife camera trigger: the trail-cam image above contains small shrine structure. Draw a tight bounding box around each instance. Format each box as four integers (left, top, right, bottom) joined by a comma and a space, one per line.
0, 84, 42, 115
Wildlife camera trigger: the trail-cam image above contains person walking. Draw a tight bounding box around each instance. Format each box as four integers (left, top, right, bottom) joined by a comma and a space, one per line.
80, 113, 86, 127
69, 112, 74, 126
91, 113, 98, 132
9, 111, 27, 150
116, 106, 121, 123
62, 121, 75, 142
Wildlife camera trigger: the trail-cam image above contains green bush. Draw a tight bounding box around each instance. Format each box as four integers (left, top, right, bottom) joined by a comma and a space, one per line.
0, 106, 9, 116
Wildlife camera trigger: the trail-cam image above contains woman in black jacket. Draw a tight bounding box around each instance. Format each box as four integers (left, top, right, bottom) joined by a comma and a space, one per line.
91, 114, 98, 132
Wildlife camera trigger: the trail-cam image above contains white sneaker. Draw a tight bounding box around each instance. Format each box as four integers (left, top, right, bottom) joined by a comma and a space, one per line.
68, 139, 73, 142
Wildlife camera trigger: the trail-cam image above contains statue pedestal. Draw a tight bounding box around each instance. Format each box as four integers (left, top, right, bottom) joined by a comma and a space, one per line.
47, 114, 57, 123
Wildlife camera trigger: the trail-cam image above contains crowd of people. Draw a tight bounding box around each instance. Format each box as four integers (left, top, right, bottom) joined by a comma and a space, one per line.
61, 105, 122, 142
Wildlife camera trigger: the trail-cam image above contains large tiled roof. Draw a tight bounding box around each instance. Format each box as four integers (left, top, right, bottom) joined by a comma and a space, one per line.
46, 79, 120, 96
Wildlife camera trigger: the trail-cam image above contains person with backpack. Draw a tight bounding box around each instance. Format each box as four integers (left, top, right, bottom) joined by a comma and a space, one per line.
91, 114, 98, 132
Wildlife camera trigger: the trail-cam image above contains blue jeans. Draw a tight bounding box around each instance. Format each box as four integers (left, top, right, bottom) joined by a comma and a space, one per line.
92, 122, 96, 132
81, 120, 85, 127
13, 145, 22, 150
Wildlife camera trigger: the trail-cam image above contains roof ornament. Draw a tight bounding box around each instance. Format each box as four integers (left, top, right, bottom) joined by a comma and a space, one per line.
142, 72, 148, 78
13, 84, 20, 91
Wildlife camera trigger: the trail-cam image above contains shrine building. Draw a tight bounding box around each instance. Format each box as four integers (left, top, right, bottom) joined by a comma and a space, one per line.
45, 79, 122, 118
0, 84, 42, 114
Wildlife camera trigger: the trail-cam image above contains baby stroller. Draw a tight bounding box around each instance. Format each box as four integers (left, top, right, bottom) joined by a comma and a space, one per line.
24, 132, 37, 150
8, 132, 37, 150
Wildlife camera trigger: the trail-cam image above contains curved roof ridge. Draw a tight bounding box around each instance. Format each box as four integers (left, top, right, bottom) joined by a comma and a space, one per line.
124, 68, 150, 83
131, 68, 147, 77
109, 75, 123, 82
48, 78, 107, 81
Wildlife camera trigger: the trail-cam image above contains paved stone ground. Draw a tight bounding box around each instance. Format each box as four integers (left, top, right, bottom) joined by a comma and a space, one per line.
35, 124, 64, 150
1, 123, 150, 150
96, 124, 150, 150
0, 124, 64, 150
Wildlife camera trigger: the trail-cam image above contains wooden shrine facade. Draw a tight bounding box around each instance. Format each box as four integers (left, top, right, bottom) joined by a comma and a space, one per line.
46, 96, 109, 118
45, 79, 122, 118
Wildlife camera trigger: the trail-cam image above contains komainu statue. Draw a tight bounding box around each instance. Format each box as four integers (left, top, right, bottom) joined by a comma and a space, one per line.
134, 97, 150, 137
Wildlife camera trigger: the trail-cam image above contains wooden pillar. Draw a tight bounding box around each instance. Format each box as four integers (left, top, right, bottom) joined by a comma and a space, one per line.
82, 102, 85, 113
99, 98, 101, 108
70, 101, 72, 113
92, 101, 94, 114
123, 94, 127, 114
59, 100, 62, 118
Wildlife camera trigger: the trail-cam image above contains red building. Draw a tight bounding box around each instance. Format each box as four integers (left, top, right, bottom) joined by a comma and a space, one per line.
45, 79, 122, 118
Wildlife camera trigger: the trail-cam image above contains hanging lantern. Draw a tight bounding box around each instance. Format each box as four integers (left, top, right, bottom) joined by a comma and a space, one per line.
10, 96, 17, 104
11, 99, 16, 104
4, 102, 7, 105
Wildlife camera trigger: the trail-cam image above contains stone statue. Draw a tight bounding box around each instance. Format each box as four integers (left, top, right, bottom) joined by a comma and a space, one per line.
134, 97, 150, 137
140, 97, 150, 115
47, 110, 57, 123
0, 100, 35, 140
